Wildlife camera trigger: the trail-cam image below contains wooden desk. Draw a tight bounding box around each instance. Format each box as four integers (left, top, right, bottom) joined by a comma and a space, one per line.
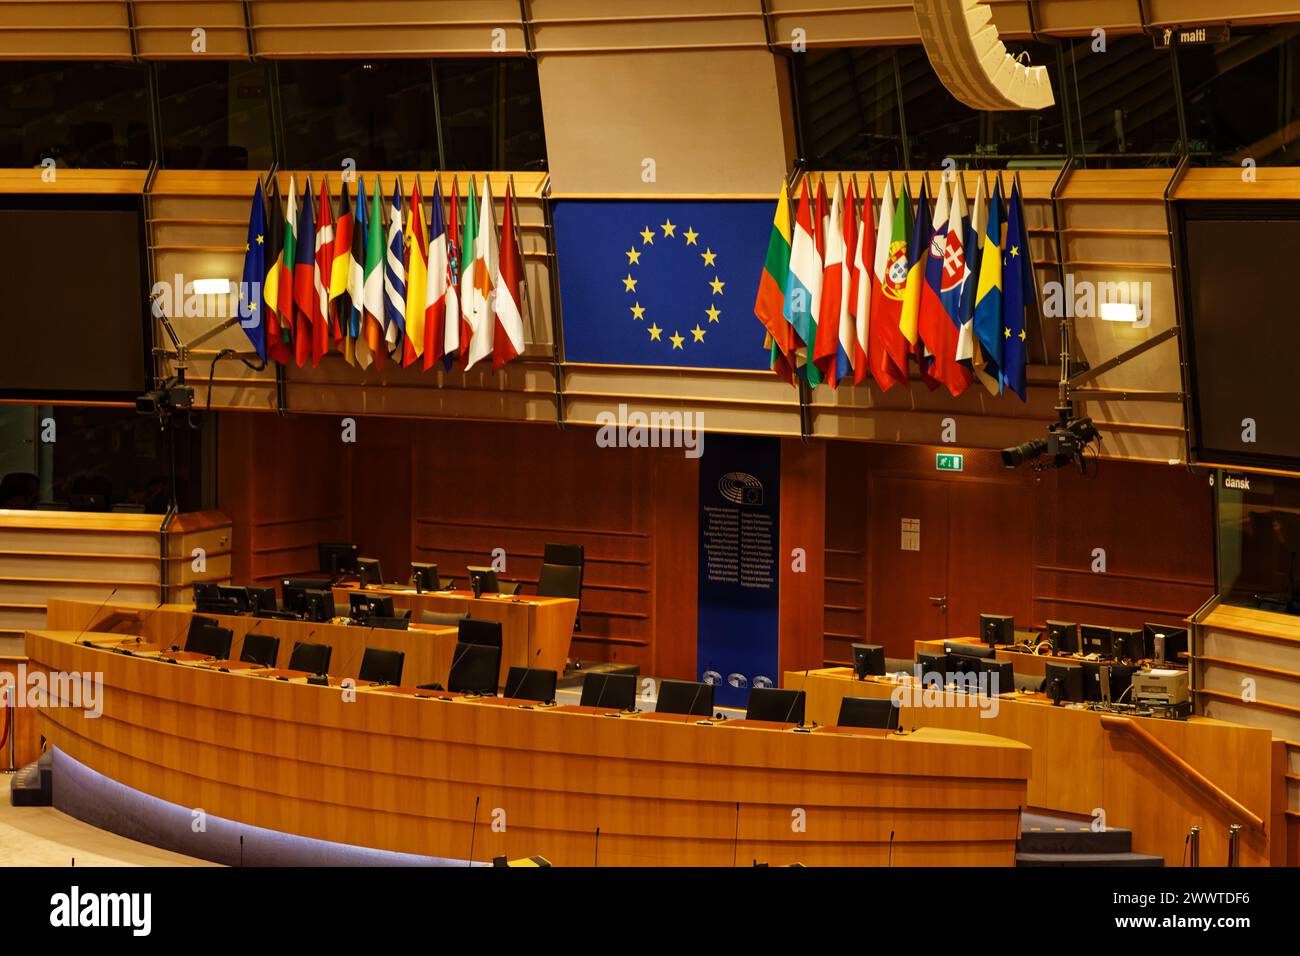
46, 598, 460, 688
29, 628, 1031, 867
787, 666, 1285, 867
333, 586, 576, 677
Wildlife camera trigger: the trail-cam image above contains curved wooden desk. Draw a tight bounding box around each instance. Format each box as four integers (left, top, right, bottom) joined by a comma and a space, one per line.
29, 629, 1030, 866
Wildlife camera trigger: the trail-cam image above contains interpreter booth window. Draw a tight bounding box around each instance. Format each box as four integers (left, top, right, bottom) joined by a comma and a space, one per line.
0, 62, 150, 168
0, 406, 209, 515
1214, 471, 1300, 616
155, 61, 273, 170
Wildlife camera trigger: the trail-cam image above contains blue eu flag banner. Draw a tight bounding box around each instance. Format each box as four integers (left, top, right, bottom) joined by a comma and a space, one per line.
554, 201, 775, 370
1001, 180, 1031, 401
238, 183, 267, 361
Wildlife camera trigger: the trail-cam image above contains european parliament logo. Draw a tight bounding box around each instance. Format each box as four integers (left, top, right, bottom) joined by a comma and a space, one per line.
553, 200, 775, 370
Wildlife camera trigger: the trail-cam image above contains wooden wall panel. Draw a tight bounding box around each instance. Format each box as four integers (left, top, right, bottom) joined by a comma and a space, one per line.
132, 1, 250, 58
778, 438, 825, 675
0, 1, 132, 59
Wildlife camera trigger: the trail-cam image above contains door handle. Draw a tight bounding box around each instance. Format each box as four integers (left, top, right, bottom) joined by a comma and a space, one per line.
928, 596, 947, 613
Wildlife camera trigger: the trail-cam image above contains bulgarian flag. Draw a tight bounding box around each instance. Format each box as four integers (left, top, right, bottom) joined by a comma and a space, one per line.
492, 177, 527, 370
292, 176, 316, 368
361, 176, 386, 370
402, 179, 428, 367
465, 176, 498, 371
260, 176, 293, 365
312, 178, 335, 367
444, 176, 462, 370
277, 175, 299, 362
754, 179, 795, 385
422, 178, 451, 371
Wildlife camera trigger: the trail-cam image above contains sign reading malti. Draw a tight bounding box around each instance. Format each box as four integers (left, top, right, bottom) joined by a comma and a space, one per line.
1150, 25, 1230, 48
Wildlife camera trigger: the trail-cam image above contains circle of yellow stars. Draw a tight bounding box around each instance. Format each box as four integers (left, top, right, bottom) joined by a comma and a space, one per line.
623, 218, 724, 350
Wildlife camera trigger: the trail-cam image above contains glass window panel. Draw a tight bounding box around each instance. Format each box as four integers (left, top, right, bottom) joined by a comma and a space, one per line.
1064, 35, 1182, 160
1215, 472, 1300, 615
502, 58, 547, 171
435, 60, 497, 171
797, 47, 903, 170
156, 61, 273, 170
896, 45, 980, 168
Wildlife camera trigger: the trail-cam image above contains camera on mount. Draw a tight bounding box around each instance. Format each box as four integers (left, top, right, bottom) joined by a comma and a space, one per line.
1001, 416, 1099, 471
135, 383, 194, 418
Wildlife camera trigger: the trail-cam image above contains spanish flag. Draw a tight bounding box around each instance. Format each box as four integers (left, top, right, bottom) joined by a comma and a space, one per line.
402, 179, 429, 367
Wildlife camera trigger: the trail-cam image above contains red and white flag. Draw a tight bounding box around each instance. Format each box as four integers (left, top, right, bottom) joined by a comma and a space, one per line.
492, 178, 528, 370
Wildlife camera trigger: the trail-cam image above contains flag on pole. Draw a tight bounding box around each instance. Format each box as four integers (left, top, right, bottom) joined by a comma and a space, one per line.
867, 174, 910, 390
330, 179, 354, 351
292, 176, 316, 368
362, 176, 387, 369
423, 178, 451, 370
384, 178, 407, 355
783, 177, 822, 387
444, 176, 462, 371
312, 178, 335, 367
972, 175, 1004, 395
813, 177, 849, 384
754, 179, 796, 385
851, 176, 874, 385
1001, 178, 1031, 401
459, 176, 480, 369
237, 183, 267, 362
402, 180, 429, 367
278, 175, 299, 363
900, 176, 940, 390
493, 177, 528, 370
261, 177, 293, 365
958, 173, 985, 386
465, 176, 499, 371
346, 177, 368, 368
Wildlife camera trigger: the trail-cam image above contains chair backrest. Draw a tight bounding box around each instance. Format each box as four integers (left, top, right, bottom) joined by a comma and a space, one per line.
288, 640, 332, 675
836, 696, 901, 730
542, 542, 584, 568
448, 642, 501, 694
184, 624, 233, 660
579, 672, 636, 710
239, 632, 280, 668
419, 610, 469, 627
359, 647, 405, 685
655, 679, 714, 716
504, 666, 558, 703
186, 614, 221, 644
537, 563, 582, 599
745, 687, 805, 724
458, 617, 503, 648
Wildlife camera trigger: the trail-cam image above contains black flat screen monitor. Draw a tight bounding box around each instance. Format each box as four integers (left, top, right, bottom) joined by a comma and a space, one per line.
318, 542, 359, 577
851, 643, 886, 679
1044, 662, 1085, 704
1046, 620, 1078, 654
980, 614, 1015, 646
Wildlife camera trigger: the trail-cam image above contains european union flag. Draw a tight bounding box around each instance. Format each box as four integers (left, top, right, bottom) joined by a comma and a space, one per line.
554, 201, 775, 370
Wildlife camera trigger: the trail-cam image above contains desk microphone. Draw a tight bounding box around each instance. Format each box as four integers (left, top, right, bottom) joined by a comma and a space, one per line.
75, 588, 120, 646
683, 677, 708, 720
782, 670, 810, 727
467, 795, 480, 866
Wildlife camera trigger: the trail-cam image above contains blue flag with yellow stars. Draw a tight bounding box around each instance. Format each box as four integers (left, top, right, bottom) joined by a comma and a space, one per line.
1001, 180, 1031, 401
238, 182, 267, 362
554, 201, 774, 369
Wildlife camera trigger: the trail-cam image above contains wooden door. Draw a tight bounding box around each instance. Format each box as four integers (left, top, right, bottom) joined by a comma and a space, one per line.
868, 475, 950, 658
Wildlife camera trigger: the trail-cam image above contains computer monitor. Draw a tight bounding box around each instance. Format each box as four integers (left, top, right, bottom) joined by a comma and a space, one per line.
217, 586, 250, 613
280, 577, 331, 617
246, 586, 278, 615
977, 659, 1015, 695
318, 542, 359, 578
367, 616, 408, 631
851, 643, 886, 679
915, 652, 948, 686
1110, 627, 1143, 661
193, 582, 222, 606
745, 687, 805, 725
349, 592, 394, 621
980, 614, 1015, 646
1143, 623, 1189, 665
467, 566, 499, 596
1044, 662, 1085, 704
946, 642, 995, 661
301, 589, 335, 623
193, 582, 238, 615
356, 557, 382, 589
1046, 620, 1078, 654
411, 562, 443, 592
1082, 662, 1137, 703
656, 679, 715, 716
1080, 624, 1113, 657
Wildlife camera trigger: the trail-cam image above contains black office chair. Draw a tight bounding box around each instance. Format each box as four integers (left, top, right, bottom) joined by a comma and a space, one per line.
447, 642, 501, 694
579, 672, 637, 711
419, 610, 469, 627
836, 696, 901, 731
458, 618, 504, 648
504, 666, 557, 703
184, 624, 233, 660
537, 563, 582, 600
359, 647, 405, 685
239, 632, 280, 668
288, 640, 332, 675
655, 679, 714, 716
745, 687, 805, 724
185, 614, 221, 644
542, 542, 585, 631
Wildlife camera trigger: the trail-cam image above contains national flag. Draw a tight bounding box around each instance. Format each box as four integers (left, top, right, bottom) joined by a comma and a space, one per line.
402, 180, 429, 367
973, 175, 1005, 395
362, 176, 386, 369
867, 175, 910, 390
277, 175, 299, 362
312, 178, 335, 367
1001, 178, 1031, 401
813, 177, 849, 384
384, 179, 407, 355
958, 174, 986, 388
292, 176, 316, 368
900, 176, 940, 390
493, 178, 528, 371
754, 179, 796, 385
814, 177, 828, 260
783, 177, 822, 387
459, 176, 480, 369
423, 178, 451, 370
346, 177, 368, 368
851, 176, 874, 385
260, 177, 293, 365
465, 176, 499, 371
444, 176, 462, 371
237, 182, 267, 362
919, 176, 973, 397
330, 179, 355, 351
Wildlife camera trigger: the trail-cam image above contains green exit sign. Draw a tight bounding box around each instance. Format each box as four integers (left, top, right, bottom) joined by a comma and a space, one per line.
936, 453, 964, 472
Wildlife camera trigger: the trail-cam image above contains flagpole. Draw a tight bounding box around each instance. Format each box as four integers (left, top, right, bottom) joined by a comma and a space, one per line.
508, 173, 533, 353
